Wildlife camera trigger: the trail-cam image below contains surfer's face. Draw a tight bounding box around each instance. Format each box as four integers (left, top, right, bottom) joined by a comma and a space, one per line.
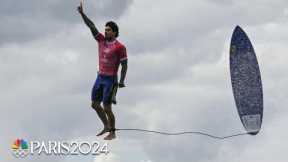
105, 26, 116, 40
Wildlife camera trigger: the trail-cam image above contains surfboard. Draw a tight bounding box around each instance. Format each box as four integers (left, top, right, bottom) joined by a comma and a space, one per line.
230, 26, 263, 135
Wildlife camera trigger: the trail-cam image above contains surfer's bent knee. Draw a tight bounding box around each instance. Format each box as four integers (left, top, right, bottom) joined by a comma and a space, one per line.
103, 104, 112, 112
91, 101, 101, 110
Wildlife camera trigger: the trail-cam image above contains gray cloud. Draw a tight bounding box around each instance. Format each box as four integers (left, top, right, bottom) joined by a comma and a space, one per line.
0, 0, 134, 45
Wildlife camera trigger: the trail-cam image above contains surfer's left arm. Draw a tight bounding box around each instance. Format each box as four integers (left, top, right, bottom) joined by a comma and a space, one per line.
118, 60, 127, 88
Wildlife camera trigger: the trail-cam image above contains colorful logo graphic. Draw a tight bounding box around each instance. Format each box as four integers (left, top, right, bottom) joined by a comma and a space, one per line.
11, 139, 29, 158
11, 139, 109, 157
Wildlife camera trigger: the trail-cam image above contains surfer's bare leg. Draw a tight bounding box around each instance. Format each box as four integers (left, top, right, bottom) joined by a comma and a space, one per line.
103, 104, 116, 140
91, 101, 110, 136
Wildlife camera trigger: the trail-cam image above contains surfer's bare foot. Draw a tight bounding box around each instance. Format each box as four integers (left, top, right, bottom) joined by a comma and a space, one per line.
97, 128, 110, 136
104, 132, 116, 140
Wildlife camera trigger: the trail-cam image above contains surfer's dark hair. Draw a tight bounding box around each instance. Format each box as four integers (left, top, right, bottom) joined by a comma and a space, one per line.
106, 21, 119, 38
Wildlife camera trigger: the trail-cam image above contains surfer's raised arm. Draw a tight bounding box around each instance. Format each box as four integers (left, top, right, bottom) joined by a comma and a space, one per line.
77, 1, 99, 37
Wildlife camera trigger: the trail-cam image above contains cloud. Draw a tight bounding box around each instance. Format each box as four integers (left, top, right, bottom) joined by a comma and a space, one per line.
93, 153, 120, 162
0, 0, 134, 45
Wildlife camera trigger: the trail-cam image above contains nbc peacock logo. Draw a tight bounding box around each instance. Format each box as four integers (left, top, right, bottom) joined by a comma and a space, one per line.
11, 139, 30, 158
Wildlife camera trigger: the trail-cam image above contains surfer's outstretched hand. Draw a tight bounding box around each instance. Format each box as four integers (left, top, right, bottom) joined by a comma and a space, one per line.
77, 0, 84, 14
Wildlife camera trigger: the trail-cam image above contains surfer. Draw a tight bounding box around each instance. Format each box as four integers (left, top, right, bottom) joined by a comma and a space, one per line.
77, 1, 128, 140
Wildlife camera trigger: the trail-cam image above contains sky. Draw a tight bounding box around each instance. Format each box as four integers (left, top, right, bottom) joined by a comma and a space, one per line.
1, 0, 288, 162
